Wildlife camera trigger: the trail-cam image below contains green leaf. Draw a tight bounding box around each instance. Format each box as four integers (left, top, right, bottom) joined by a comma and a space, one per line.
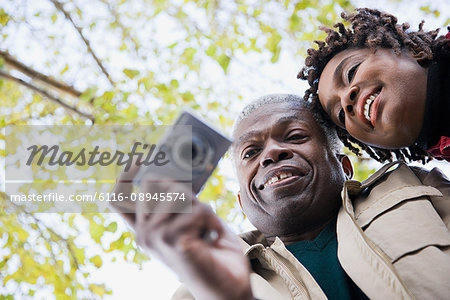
216, 54, 231, 73
60, 64, 69, 75
0, 9, 10, 26
90, 255, 103, 268
80, 87, 98, 102
0, 260, 7, 270
106, 221, 117, 233
89, 222, 104, 244
181, 47, 197, 64
89, 283, 111, 296
120, 42, 128, 51
206, 44, 217, 57
167, 42, 178, 49
445, 18, 450, 27
419, 5, 440, 17
123, 68, 140, 79
266, 31, 282, 63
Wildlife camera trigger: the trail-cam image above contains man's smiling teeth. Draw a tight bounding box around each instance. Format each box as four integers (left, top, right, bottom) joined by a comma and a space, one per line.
363, 92, 379, 122
264, 172, 294, 187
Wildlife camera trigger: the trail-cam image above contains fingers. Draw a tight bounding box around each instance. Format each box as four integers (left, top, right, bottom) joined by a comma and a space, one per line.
134, 179, 194, 250
110, 159, 141, 224
135, 199, 223, 253
113, 158, 141, 195
133, 193, 253, 300
172, 203, 225, 251
136, 178, 193, 214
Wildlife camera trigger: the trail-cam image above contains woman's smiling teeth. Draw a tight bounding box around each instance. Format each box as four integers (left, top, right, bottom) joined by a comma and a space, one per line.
363, 92, 379, 122
264, 172, 294, 187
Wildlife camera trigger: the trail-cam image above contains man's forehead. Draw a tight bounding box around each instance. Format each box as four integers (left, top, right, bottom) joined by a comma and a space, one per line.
237, 103, 313, 127
235, 117, 292, 143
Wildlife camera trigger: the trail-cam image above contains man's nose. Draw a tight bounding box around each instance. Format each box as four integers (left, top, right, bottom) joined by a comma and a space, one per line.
341, 86, 359, 115
260, 142, 293, 167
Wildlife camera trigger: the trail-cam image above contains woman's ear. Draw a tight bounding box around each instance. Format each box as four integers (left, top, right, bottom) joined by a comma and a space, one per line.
338, 155, 353, 180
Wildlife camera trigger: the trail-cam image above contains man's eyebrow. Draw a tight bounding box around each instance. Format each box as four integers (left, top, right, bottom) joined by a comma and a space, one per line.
234, 130, 261, 149
277, 115, 303, 123
234, 115, 305, 148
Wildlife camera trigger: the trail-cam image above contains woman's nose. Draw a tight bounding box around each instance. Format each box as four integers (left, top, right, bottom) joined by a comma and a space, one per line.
341, 86, 359, 115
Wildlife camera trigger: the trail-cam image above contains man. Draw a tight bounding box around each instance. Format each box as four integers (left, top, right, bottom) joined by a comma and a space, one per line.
114, 94, 450, 299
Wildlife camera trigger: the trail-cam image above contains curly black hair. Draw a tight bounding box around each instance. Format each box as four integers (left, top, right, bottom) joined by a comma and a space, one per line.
298, 7, 450, 164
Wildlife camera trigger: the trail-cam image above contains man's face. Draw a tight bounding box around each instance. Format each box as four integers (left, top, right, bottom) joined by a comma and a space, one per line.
318, 48, 427, 149
233, 102, 345, 237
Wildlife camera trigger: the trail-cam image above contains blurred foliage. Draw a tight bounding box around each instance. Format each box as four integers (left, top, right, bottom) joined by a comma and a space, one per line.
0, 0, 446, 298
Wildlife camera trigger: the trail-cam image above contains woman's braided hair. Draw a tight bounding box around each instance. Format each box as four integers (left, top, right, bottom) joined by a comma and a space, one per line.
298, 8, 450, 163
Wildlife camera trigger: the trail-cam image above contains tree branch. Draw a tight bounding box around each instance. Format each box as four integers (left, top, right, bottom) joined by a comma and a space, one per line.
2, 196, 81, 274
49, 0, 115, 87
0, 70, 95, 122
2, 195, 105, 300
99, 0, 141, 53
29, 213, 80, 268
0, 50, 82, 98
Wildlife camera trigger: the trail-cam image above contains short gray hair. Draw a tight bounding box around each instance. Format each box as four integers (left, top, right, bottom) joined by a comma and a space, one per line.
232, 94, 341, 154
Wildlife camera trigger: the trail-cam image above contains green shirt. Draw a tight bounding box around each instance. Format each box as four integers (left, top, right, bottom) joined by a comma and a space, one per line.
286, 220, 368, 300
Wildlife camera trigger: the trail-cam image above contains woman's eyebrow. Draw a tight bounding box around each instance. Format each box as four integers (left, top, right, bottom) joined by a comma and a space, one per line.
334, 55, 355, 82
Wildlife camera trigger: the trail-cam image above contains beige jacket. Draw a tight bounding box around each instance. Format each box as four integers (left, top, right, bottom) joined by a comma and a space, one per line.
172, 162, 450, 299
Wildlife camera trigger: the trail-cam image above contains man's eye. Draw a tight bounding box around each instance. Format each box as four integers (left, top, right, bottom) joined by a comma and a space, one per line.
243, 149, 258, 159
287, 134, 305, 141
338, 108, 346, 127
347, 63, 361, 83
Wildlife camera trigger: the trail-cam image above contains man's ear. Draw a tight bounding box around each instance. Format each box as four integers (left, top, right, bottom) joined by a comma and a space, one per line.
237, 192, 243, 211
338, 155, 353, 180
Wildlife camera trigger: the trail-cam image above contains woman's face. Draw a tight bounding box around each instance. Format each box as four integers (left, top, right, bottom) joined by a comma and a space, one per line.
317, 48, 428, 149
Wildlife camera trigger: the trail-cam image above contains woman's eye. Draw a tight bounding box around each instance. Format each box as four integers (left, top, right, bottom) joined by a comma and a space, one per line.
347, 63, 361, 83
338, 108, 346, 127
